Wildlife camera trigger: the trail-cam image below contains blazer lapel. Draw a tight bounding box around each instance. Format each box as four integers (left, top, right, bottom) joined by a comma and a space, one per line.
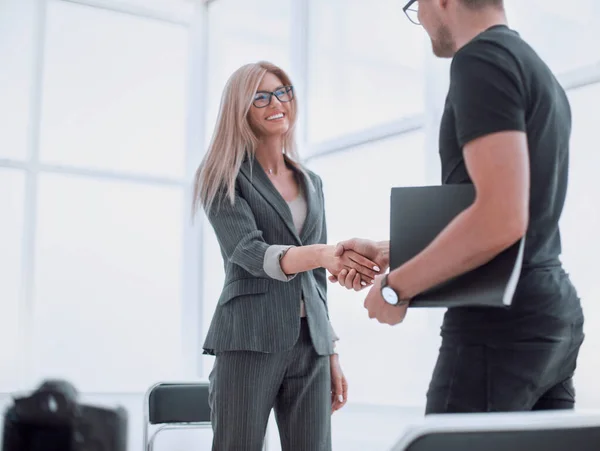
239, 157, 302, 245
298, 170, 320, 243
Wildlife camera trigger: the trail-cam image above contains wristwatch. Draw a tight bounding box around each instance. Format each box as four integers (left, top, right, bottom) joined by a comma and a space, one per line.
380, 274, 409, 306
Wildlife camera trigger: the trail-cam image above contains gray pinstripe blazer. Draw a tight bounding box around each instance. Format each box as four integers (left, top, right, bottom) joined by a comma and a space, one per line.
202, 157, 334, 357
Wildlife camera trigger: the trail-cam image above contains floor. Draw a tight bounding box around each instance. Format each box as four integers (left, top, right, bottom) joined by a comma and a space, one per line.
0, 392, 422, 450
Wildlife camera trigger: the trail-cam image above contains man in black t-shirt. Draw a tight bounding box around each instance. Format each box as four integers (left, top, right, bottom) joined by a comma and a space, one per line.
332, 0, 584, 413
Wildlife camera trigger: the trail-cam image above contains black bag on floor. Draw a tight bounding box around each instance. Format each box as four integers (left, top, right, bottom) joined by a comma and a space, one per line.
2, 379, 127, 451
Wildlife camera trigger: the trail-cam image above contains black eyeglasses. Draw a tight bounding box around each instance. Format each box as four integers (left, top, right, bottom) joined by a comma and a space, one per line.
403, 0, 420, 25
252, 86, 294, 108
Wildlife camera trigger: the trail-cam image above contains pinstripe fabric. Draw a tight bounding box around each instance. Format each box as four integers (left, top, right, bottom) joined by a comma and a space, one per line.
203, 156, 334, 357
209, 319, 332, 451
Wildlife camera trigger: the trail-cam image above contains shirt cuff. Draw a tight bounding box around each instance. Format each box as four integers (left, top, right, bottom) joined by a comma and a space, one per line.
329, 321, 340, 342
263, 245, 296, 282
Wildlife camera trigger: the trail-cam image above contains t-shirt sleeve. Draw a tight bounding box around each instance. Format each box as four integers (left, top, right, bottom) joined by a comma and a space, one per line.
450, 40, 527, 149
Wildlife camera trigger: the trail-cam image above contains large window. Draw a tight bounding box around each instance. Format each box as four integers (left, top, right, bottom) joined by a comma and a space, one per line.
506, 0, 600, 75
307, 132, 444, 407
0, 0, 36, 161
40, 1, 188, 178
201, 0, 292, 377
561, 82, 600, 408
307, 0, 426, 144
31, 174, 185, 391
1, 0, 37, 393
0, 0, 192, 393
0, 169, 26, 391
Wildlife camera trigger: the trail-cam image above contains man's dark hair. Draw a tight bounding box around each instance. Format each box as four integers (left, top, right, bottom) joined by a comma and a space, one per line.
460, 0, 504, 10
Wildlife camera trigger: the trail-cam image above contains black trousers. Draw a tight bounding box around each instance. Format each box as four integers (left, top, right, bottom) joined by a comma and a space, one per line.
425, 321, 584, 414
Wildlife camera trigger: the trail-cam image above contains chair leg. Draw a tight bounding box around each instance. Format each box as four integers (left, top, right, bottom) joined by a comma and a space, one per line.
147, 431, 157, 451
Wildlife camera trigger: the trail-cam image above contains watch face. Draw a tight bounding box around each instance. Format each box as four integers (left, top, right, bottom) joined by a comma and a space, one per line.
381, 286, 399, 305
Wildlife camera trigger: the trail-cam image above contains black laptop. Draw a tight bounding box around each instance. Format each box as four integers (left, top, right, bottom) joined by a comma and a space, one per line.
390, 184, 524, 308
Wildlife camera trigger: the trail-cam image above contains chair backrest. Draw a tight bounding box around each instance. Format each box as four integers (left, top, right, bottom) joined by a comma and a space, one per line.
147, 382, 211, 425
390, 410, 600, 451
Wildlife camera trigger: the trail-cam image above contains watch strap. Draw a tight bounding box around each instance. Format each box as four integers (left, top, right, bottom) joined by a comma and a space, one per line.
381, 273, 409, 306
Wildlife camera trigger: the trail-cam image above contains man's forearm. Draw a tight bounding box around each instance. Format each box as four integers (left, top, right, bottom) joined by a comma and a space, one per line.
387, 204, 523, 300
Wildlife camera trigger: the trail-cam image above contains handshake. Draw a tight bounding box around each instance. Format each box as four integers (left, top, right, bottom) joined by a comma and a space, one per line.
322, 238, 390, 291
322, 237, 409, 325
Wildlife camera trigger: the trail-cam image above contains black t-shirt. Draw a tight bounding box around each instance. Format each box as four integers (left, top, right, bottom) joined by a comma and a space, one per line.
439, 25, 583, 341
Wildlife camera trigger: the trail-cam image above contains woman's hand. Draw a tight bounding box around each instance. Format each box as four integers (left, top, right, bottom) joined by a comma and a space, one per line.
328, 239, 390, 291
321, 246, 380, 286
330, 353, 348, 413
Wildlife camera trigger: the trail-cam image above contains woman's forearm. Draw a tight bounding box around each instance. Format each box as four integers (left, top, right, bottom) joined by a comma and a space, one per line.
280, 244, 333, 276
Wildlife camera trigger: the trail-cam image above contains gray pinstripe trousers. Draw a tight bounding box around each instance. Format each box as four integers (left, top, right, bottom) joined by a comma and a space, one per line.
208, 319, 332, 451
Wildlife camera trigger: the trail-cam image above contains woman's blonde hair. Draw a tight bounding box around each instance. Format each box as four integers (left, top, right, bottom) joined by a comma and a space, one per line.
192, 61, 306, 215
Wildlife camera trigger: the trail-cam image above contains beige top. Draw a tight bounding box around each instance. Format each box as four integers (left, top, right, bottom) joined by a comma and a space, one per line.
262, 190, 339, 342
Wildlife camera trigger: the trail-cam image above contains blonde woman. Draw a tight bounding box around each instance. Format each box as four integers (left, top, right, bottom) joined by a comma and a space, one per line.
193, 61, 380, 451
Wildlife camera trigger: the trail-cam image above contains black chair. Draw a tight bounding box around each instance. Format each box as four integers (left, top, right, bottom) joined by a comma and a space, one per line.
143, 381, 212, 451
390, 410, 600, 451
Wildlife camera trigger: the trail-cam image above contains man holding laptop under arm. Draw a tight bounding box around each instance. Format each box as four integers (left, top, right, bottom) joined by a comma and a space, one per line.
331, 0, 585, 414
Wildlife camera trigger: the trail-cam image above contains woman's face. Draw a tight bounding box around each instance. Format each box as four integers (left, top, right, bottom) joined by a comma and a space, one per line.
247, 72, 293, 138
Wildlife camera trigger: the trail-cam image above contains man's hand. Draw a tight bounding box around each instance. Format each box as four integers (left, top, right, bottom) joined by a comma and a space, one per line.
363, 275, 408, 325
320, 246, 379, 287
328, 239, 389, 291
